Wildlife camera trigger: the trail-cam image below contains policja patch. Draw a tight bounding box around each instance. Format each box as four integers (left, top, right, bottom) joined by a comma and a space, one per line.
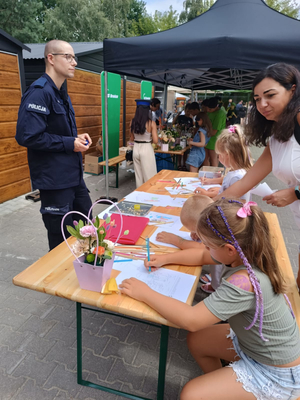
26, 103, 49, 114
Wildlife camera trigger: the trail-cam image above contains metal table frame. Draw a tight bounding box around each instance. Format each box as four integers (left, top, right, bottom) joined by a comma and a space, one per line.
76, 302, 169, 400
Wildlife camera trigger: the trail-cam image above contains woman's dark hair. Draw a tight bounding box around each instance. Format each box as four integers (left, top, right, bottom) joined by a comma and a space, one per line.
246, 63, 300, 146
189, 101, 200, 111
207, 97, 219, 109
130, 105, 151, 135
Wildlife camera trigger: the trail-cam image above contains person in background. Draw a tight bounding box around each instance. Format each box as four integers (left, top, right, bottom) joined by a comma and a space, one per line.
150, 98, 161, 125
227, 104, 238, 125
186, 112, 213, 172
226, 98, 233, 110
216, 63, 300, 291
173, 103, 191, 125
236, 100, 247, 124
130, 99, 158, 188
200, 98, 210, 112
204, 97, 227, 166
15, 39, 92, 251
177, 102, 200, 128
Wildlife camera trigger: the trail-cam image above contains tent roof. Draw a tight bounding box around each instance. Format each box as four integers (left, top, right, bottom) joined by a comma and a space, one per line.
103, 0, 300, 90
23, 41, 103, 59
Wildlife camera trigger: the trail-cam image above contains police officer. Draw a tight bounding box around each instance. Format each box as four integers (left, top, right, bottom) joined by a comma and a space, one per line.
16, 40, 93, 250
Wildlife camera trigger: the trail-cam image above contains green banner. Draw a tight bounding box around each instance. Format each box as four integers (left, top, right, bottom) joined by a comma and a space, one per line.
101, 72, 121, 161
141, 81, 152, 100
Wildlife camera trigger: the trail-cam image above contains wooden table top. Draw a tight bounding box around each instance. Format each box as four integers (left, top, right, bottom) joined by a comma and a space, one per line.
12, 170, 201, 328
155, 146, 189, 155
13, 169, 300, 328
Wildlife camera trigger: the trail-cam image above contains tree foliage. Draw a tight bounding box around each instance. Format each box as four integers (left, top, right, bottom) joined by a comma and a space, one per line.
0, 0, 299, 44
179, 0, 215, 23
132, 6, 179, 36
0, 0, 45, 42
265, 0, 299, 19
44, 0, 131, 41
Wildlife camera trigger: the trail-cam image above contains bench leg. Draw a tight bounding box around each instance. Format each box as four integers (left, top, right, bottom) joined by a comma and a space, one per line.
116, 163, 119, 188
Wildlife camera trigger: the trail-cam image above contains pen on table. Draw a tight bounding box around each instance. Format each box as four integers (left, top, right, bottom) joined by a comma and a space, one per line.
146, 237, 151, 273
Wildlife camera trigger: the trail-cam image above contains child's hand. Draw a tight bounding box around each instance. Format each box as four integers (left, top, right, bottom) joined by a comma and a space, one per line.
190, 232, 200, 242
144, 255, 166, 271
194, 187, 206, 194
156, 231, 178, 245
119, 278, 150, 301
200, 177, 212, 185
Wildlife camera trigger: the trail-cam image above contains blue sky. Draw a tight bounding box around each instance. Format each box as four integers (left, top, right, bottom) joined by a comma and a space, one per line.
145, 0, 183, 14
144, 0, 300, 15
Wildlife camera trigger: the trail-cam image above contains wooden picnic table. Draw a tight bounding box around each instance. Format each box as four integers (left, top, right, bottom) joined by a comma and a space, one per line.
12, 169, 300, 399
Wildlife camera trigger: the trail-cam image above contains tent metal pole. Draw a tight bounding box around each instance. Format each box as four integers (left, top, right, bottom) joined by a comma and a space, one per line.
163, 83, 168, 125
122, 75, 127, 147
191, 90, 194, 101
105, 71, 109, 198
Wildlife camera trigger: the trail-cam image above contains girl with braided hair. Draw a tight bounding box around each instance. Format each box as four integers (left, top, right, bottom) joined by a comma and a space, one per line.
120, 198, 300, 400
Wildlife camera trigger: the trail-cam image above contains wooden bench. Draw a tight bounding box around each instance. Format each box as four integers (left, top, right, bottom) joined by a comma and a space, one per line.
99, 154, 126, 188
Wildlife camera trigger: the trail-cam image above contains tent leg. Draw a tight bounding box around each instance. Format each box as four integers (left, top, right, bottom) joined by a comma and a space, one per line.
104, 71, 109, 199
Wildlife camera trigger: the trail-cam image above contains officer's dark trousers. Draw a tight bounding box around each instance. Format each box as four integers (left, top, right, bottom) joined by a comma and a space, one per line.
40, 180, 92, 251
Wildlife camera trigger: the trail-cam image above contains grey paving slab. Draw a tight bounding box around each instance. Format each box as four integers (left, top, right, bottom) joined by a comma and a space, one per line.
0, 154, 299, 400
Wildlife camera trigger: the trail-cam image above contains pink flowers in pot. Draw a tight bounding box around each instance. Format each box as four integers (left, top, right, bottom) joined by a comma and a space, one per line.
66, 214, 128, 266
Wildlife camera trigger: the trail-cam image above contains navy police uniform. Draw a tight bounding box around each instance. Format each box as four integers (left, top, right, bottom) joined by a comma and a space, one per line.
16, 73, 92, 250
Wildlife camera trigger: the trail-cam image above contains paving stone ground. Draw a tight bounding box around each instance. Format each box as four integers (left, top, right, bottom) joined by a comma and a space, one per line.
0, 147, 299, 400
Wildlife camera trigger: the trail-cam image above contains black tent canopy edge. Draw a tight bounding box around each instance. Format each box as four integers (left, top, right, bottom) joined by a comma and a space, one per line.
103, 0, 300, 90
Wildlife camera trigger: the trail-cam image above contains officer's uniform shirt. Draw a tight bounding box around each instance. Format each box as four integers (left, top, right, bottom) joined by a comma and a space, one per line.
16, 73, 82, 190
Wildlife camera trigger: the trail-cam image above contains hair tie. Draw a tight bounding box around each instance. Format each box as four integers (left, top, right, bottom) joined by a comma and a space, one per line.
237, 201, 258, 218
228, 125, 235, 133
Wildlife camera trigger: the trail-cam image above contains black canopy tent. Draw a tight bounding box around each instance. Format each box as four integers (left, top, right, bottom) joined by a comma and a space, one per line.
103, 0, 300, 91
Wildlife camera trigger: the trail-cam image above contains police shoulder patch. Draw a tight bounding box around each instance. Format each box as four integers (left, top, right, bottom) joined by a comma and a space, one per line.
26, 103, 50, 114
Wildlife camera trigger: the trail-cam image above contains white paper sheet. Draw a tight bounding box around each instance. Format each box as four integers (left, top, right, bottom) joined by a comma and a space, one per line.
149, 226, 193, 248
174, 177, 201, 185
124, 191, 175, 207
146, 211, 182, 228
250, 182, 275, 197
164, 186, 195, 195
115, 259, 196, 303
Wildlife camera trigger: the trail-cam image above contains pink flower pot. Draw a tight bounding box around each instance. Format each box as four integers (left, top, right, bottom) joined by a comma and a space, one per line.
73, 253, 115, 292
161, 143, 169, 152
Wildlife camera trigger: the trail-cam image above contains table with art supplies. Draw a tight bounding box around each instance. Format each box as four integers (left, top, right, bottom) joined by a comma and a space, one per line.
12, 169, 300, 400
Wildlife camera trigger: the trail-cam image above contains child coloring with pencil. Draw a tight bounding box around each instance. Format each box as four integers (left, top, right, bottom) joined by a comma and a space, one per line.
156, 195, 213, 249
156, 195, 223, 295
194, 125, 253, 199
120, 199, 300, 400
186, 112, 213, 172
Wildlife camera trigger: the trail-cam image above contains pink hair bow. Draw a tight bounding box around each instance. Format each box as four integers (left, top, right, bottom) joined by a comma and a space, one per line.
237, 201, 257, 218
228, 125, 235, 133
